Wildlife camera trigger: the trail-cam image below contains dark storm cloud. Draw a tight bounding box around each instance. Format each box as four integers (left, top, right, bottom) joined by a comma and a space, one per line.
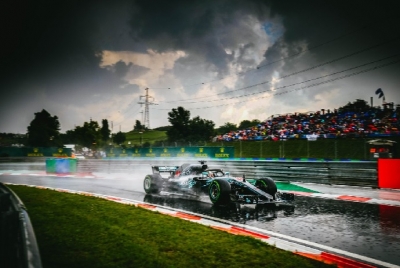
128, 0, 399, 101
1, 0, 399, 133
266, 1, 400, 43
0, 0, 140, 133
129, 0, 273, 74
237, 0, 400, 109
2, 0, 398, 93
261, 0, 400, 70
2, 1, 99, 84
113, 61, 133, 80
0, 1, 140, 119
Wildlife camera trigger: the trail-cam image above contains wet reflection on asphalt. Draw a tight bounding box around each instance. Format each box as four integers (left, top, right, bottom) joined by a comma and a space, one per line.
144, 192, 400, 266
1, 174, 399, 266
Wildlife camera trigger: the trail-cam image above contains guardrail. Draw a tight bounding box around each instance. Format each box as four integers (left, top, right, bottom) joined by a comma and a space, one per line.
211, 159, 377, 187
0, 183, 42, 268
75, 158, 378, 187
0, 157, 378, 187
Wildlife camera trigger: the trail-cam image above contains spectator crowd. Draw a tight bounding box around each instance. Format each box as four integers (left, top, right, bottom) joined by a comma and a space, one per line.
215, 102, 400, 142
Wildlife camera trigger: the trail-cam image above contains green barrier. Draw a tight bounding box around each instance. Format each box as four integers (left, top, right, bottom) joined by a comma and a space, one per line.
0, 147, 72, 157
106, 146, 235, 158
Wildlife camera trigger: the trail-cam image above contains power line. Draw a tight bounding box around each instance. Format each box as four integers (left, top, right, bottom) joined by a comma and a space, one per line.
160, 37, 400, 104
111, 105, 142, 127
183, 54, 400, 104
146, 24, 372, 91
154, 56, 400, 110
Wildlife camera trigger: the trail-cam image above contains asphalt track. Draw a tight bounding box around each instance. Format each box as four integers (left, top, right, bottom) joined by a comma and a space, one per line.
1, 169, 400, 268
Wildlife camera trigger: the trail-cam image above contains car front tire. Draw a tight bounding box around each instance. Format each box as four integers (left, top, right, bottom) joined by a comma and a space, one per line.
255, 177, 277, 199
209, 179, 231, 205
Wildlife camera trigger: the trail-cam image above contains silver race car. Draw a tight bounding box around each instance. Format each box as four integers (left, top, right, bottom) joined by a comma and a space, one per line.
143, 161, 294, 206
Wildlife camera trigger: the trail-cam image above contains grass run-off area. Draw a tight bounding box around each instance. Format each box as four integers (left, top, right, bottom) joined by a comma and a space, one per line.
8, 185, 334, 268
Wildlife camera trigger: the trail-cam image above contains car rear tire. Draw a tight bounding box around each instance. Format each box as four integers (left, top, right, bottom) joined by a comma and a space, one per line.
209, 179, 231, 205
255, 177, 277, 199
143, 174, 163, 194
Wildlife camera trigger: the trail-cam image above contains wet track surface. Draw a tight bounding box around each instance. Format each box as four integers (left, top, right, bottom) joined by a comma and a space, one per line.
1, 171, 400, 266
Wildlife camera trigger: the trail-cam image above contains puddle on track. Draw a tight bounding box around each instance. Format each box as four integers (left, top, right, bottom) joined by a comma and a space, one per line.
144, 194, 400, 266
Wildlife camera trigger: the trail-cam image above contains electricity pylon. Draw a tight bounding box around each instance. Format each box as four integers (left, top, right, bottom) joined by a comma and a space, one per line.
138, 88, 157, 129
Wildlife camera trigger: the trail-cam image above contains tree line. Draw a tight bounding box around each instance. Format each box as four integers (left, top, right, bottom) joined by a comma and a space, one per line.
1, 107, 222, 148
2, 99, 395, 148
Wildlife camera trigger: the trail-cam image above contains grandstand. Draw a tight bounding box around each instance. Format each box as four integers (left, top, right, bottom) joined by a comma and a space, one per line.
215, 101, 399, 142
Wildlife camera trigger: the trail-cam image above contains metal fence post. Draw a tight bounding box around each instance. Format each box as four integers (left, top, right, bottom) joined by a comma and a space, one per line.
364, 139, 367, 160
334, 140, 337, 159
240, 140, 242, 158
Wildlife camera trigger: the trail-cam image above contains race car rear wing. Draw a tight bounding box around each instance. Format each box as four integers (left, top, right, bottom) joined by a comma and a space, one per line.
152, 166, 180, 176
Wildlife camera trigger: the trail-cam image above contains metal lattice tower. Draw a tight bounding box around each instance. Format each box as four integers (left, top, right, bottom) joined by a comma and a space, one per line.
138, 88, 157, 129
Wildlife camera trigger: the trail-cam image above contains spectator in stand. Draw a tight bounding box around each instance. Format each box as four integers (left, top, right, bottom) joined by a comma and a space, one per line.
214, 102, 399, 142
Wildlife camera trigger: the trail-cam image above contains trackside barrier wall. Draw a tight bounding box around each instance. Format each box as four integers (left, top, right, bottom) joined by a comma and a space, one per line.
378, 159, 400, 189
106, 146, 234, 158
0, 183, 42, 268
0, 157, 378, 187
0, 147, 72, 157
76, 159, 378, 187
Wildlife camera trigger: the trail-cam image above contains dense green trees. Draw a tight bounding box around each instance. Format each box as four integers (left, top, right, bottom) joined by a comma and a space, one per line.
133, 120, 145, 131
75, 120, 101, 148
217, 122, 237, 134
338, 99, 370, 113
100, 119, 111, 142
0, 133, 27, 146
187, 116, 215, 142
167, 107, 215, 142
113, 131, 126, 145
27, 109, 61, 147
167, 107, 191, 141
62, 119, 111, 149
238, 119, 261, 129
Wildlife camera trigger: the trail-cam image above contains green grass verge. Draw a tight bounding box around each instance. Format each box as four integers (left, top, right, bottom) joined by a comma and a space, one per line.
8, 185, 334, 268
124, 130, 167, 146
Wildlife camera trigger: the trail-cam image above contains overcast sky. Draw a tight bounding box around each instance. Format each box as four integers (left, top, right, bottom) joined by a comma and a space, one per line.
1, 0, 400, 134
